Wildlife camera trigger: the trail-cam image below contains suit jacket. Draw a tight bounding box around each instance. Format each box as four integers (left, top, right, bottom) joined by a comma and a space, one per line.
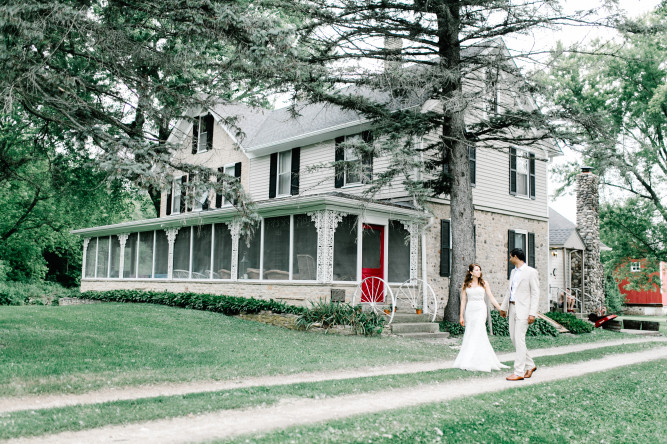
500, 265, 540, 319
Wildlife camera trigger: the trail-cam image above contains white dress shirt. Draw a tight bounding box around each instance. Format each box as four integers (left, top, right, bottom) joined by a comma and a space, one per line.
510, 263, 527, 302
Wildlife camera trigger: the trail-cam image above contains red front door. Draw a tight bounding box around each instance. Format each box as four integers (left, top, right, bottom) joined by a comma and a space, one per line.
361, 224, 384, 302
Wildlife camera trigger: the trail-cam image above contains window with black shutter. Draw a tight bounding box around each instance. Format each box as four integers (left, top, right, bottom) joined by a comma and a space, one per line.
469, 146, 477, 187
334, 136, 344, 188
528, 232, 535, 268
529, 153, 536, 199
269, 152, 278, 198
440, 220, 451, 277
510, 148, 516, 196
507, 229, 516, 279
290, 147, 300, 196
216, 164, 238, 207
192, 114, 214, 154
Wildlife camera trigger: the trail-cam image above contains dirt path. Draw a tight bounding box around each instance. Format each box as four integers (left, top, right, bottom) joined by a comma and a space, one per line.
1, 336, 664, 415
6, 344, 667, 444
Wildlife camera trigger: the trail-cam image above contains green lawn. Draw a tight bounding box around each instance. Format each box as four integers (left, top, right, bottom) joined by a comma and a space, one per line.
0, 303, 645, 398
0, 303, 452, 397
0, 341, 662, 440
226, 358, 667, 444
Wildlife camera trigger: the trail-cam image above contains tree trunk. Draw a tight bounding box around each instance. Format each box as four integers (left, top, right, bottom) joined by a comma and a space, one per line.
437, 1, 476, 322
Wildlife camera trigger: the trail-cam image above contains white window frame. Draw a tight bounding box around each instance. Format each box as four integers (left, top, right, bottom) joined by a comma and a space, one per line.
343, 134, 363, 186
171, 175, 184, 215
515, 148, 530, 198
513, 229, 529, 263
221, 164, 236, 206
195, 115, 209, 154
277, 150, 292, 196
630, 261, 641, 272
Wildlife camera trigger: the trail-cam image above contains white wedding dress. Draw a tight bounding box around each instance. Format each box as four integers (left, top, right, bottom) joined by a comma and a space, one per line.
453, 286, 508, 372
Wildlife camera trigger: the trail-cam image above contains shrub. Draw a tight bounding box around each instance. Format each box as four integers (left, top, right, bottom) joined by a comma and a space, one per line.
80, 290, 306, 316
0, 281, 76, 306
296, 301, 385, 336
545, 311, 594, 334
441, 311, 559, 337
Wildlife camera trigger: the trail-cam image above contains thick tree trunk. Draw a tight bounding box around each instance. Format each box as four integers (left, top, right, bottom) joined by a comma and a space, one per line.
437, 0, 476, 322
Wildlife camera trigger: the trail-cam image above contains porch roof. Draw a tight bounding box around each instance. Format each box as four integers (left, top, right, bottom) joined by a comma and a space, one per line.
71, 193, 426, 238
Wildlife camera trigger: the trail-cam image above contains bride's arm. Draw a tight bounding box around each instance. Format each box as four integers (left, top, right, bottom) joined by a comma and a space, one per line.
484, 282, 502, 311
459, 288, 467, 326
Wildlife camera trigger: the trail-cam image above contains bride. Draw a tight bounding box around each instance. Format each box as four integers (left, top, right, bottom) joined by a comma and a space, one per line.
453, 263, 508, 372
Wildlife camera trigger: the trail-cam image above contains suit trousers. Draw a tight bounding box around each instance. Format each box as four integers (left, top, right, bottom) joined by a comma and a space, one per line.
508, 303, 535, 376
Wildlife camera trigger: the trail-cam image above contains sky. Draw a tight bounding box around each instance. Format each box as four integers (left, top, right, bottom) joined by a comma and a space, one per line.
532, 0, 662, 223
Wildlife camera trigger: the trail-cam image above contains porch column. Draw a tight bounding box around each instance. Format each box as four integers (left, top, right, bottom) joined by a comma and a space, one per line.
165, 228, 179, 279
399, 221, 420, 282
81, 238, 90, 279
309, 210, 346, 283
118, 234, 129, 279
230, 220, 241, 280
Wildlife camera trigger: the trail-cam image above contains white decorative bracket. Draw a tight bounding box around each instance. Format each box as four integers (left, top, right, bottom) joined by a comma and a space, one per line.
117, 234, 129, 279
309, 210, 346, 283
230, 219, 242, 281
399, 221, 419, 281
82, 238, 91, 279
165, 228, 180, 279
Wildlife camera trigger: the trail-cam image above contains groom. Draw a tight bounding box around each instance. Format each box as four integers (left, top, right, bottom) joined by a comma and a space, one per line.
499, 248, 540, 381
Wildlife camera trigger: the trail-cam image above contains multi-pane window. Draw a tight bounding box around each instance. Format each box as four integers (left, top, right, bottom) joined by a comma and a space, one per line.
221, 165, 236, 206
277, 150, 292, 195
516, 152, 529, 196
631, 261, 641, 272
193, 114, 213, 154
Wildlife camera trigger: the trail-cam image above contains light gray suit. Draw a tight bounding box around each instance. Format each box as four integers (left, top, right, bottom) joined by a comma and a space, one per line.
500, 264, 540, 376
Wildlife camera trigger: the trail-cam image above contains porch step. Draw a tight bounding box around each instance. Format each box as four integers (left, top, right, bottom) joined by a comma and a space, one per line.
391, 313, 434, 323
390, 322, 440, 334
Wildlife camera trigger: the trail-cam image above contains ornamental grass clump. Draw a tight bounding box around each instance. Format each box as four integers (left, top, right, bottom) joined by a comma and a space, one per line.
296, 300, 385, 336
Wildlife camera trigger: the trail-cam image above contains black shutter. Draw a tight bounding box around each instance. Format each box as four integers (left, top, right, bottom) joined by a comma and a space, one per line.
166, 188, 172, 215
205, 113, 214, 151
290, 147, 300, 195
233, 162, 241, 205
508, 229, 516, 279
469, 146, 477, 186
509, 147, 517, 195
180, 176, 187, 213
473, 225, 477, 262
269, 153, 278, 198
215, 167, 224, 208
192, 118, 199, 154
361, 131, 373, 183
529, 153, 536, 199
528, 232, 535, 268
335, 136, 344, 188
440, 220, 451, 277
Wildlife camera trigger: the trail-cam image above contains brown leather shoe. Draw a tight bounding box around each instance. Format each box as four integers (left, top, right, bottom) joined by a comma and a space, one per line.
506, 374, 524, 381
524, 367, 537, 378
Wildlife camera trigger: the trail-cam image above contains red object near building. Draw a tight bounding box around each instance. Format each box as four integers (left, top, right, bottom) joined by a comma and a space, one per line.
616, 259, 667, 309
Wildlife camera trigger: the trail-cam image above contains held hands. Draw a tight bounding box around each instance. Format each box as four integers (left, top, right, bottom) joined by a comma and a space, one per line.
459, 317, 465, 327
499, 310, 507, 318
528, 315, 536, 324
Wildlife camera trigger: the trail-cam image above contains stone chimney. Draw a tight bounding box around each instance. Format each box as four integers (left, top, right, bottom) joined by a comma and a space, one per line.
576, 166, 605, 312
383, 36, 402, 72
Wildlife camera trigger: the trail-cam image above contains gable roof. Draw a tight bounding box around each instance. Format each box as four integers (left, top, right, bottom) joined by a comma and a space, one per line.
549, 207, 611, 251
169, 41, 561, 157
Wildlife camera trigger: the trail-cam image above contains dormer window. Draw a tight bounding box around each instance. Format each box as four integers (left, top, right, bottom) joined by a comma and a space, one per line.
192, 114, 214, 154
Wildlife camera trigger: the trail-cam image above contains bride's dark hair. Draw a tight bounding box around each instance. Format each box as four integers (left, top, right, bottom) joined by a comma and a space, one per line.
462, 263, 486, 289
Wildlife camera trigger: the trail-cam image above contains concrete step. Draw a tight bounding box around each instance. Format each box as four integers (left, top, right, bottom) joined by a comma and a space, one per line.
396, 331, 451, 339
391, 313, 434, 323
390, 322, 440, 334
